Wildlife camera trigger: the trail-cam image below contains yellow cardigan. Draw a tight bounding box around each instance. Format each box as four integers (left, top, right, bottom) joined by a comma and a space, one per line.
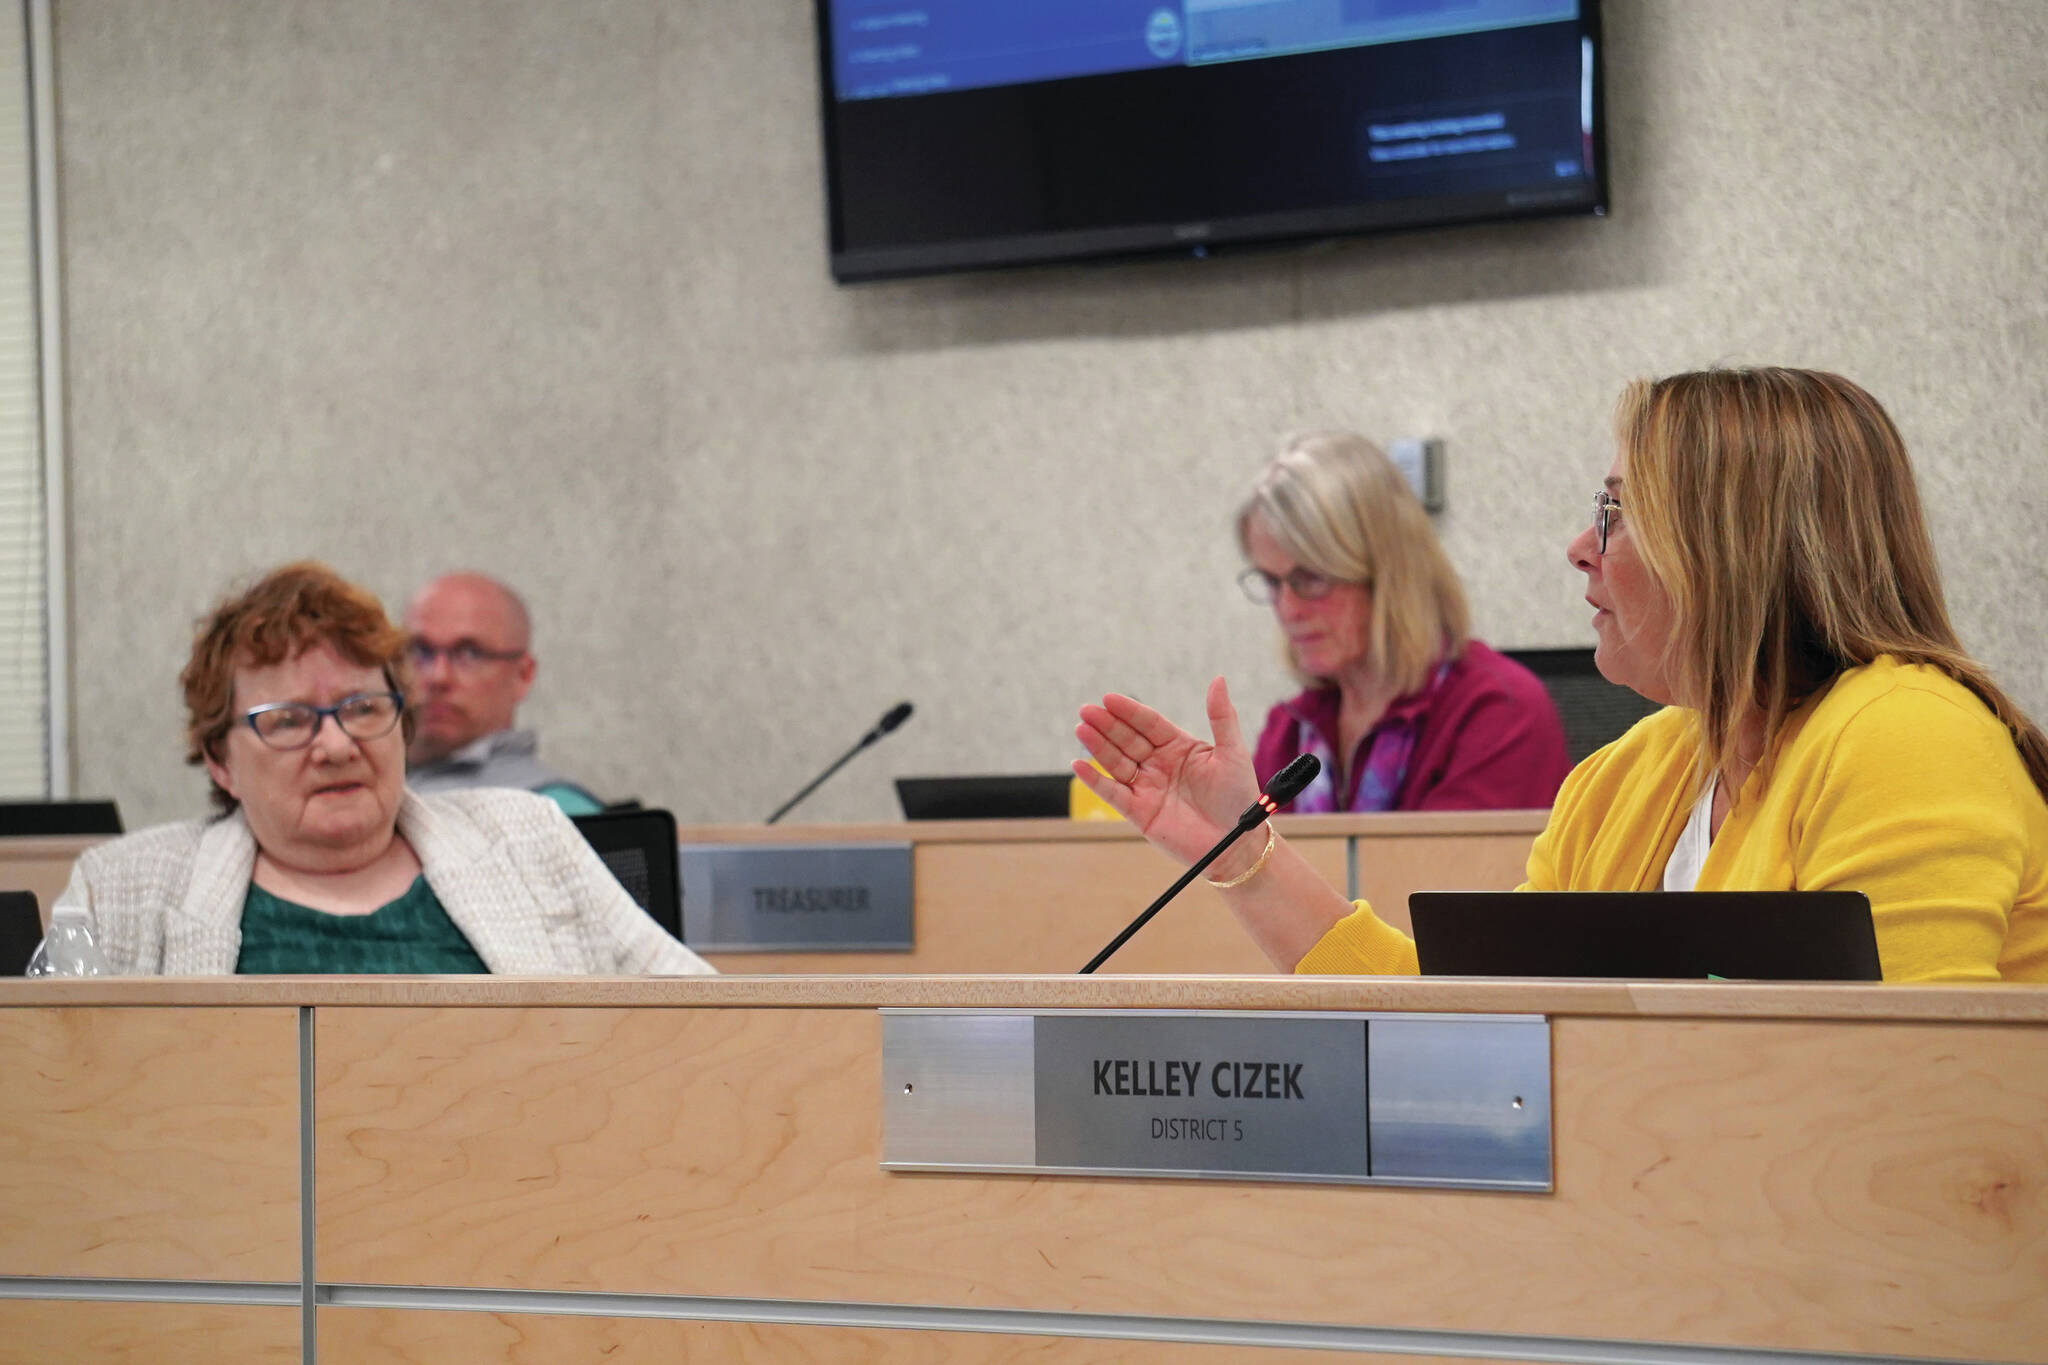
1295, 657, 2048, 982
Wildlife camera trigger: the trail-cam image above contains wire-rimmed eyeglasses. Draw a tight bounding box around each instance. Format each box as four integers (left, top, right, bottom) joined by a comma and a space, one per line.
1592, 490, 1625, 555
239, 692, 404, 751
406, 639, 526, 673
1238, 566, 1345, 604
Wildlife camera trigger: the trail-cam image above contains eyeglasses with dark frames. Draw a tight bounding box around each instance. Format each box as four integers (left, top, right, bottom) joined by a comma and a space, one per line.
1238, 566, 1347, 605
239, 692, 405, 751
406, 639, 526, 673
1592, 490, 1625, 555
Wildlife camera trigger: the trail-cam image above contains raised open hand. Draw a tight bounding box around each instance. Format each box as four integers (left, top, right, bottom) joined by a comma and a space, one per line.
1073, 676, 1262, 868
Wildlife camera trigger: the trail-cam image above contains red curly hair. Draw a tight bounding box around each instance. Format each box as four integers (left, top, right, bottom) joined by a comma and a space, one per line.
181, 562, 415, 812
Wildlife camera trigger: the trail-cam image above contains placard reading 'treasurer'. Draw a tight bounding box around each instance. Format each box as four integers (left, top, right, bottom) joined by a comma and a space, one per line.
679, 843, 912, 951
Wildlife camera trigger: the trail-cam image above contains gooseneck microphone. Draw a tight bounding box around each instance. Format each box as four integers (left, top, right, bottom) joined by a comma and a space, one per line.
764, 702, 915, 824
1078, 753, 1320, 975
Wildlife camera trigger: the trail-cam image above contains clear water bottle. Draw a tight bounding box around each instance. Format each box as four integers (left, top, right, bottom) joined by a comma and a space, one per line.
24, 907, 110, 977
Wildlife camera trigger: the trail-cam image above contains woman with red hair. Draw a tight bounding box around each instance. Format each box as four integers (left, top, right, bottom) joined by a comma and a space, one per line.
48, 562, 709, 976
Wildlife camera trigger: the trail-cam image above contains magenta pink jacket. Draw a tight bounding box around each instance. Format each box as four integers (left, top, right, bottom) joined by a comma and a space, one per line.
1252, 641, 1571, 811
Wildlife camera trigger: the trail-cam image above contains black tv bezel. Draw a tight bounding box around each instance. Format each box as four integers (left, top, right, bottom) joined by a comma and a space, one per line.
812, 0, 1608, 284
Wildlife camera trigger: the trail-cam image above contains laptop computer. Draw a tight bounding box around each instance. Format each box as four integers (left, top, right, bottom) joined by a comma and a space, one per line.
895, 774, 1072, 821
1408, 890, 1882, 980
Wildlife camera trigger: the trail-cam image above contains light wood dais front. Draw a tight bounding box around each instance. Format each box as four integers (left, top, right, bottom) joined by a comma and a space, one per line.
319, 1308, 1527, 1364
0, 1302, 298, 1364
690, 813, 1539, 972
0, 1006, 300, 1281
313, 1004, 2048, 1362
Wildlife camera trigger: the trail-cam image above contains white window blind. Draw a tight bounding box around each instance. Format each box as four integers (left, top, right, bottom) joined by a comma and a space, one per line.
0, 1, 45, 796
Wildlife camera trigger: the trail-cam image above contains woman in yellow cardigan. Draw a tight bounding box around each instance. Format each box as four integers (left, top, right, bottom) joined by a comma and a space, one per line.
1075, 368, 2048, 982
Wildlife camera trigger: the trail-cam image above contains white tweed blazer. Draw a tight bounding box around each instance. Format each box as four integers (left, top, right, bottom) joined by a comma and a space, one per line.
52, 787, 714, 976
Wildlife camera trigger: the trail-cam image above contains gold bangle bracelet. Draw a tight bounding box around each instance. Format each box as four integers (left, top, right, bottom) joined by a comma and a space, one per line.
1206, 823, 1276, 890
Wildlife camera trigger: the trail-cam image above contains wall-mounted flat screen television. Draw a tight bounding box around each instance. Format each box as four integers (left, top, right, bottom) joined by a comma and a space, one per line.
815, 0, 1607, 283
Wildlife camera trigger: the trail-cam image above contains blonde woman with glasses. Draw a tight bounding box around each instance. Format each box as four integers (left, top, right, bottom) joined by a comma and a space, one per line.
1238, 431, 1568, 812
1077, 369, 2048, 982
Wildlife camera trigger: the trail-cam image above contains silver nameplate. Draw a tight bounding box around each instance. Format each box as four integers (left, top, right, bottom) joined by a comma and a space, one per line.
1037, 1014, 1369, 1178
883, 1010, 1550, 1190
679, 843, 913, 951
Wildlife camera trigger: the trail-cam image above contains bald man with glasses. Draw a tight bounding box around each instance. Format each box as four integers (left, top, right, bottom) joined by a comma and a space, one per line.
402, 572, 605, 815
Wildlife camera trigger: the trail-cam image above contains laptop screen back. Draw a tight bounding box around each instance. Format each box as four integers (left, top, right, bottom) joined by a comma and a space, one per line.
1409, 890, 1881, 980
895, 774, 1072, 821
0, 800, 122, 836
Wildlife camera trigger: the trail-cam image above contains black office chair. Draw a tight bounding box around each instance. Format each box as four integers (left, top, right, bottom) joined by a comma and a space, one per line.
570, 809, 682, 943
1, 891, 43, 976
0, 800, 123, 837
1504, 647, 1662, 765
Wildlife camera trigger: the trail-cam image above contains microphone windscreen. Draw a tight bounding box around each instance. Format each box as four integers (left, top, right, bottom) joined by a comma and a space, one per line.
878, 701, 914, 733
1263, 753, 1321, 808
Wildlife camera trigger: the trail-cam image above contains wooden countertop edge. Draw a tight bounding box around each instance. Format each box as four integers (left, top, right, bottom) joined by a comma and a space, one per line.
0, 811, 1550, 858
1, 975, 2042, 1021
0, 833, 110, 854
675, 810, 1553, 845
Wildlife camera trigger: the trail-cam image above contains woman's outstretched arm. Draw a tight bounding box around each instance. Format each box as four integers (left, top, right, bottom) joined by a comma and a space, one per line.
1075, 676, 1360, 971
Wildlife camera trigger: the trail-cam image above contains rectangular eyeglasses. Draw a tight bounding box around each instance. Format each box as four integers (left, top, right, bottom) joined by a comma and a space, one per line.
240, 692, 404, 750
1592, 490, 1624, 555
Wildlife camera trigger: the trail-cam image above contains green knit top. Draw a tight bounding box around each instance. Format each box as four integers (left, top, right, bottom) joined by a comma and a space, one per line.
234, 875, 489, 975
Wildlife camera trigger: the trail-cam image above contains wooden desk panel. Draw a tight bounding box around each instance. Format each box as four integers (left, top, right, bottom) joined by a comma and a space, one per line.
0, 834, 109, 925
911, 833, 1343, 974
0, 815, 1540, 966
0, 1302, 299, 1363
313, 1004, 2048, 1362
703, 836, 1342, 975
316, 1007, 872, 1293
0, 1007, 301, 1281
319, 1308, 1518, 1364
692, 814, 1538, 973
24, 974, 2047, 1018
1355, 828, 1533, 936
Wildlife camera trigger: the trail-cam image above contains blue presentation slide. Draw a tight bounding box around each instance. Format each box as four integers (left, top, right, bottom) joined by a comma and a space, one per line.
831, 2, 1180, 101
831, 0, 1579, 101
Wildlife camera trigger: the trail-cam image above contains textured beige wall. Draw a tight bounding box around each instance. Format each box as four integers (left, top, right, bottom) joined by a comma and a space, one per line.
54, 0, 2048, 828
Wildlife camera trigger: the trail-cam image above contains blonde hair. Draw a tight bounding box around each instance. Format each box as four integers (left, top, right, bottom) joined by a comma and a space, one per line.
1235, 430, 1469, 696
1617, 367, 2048, 800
